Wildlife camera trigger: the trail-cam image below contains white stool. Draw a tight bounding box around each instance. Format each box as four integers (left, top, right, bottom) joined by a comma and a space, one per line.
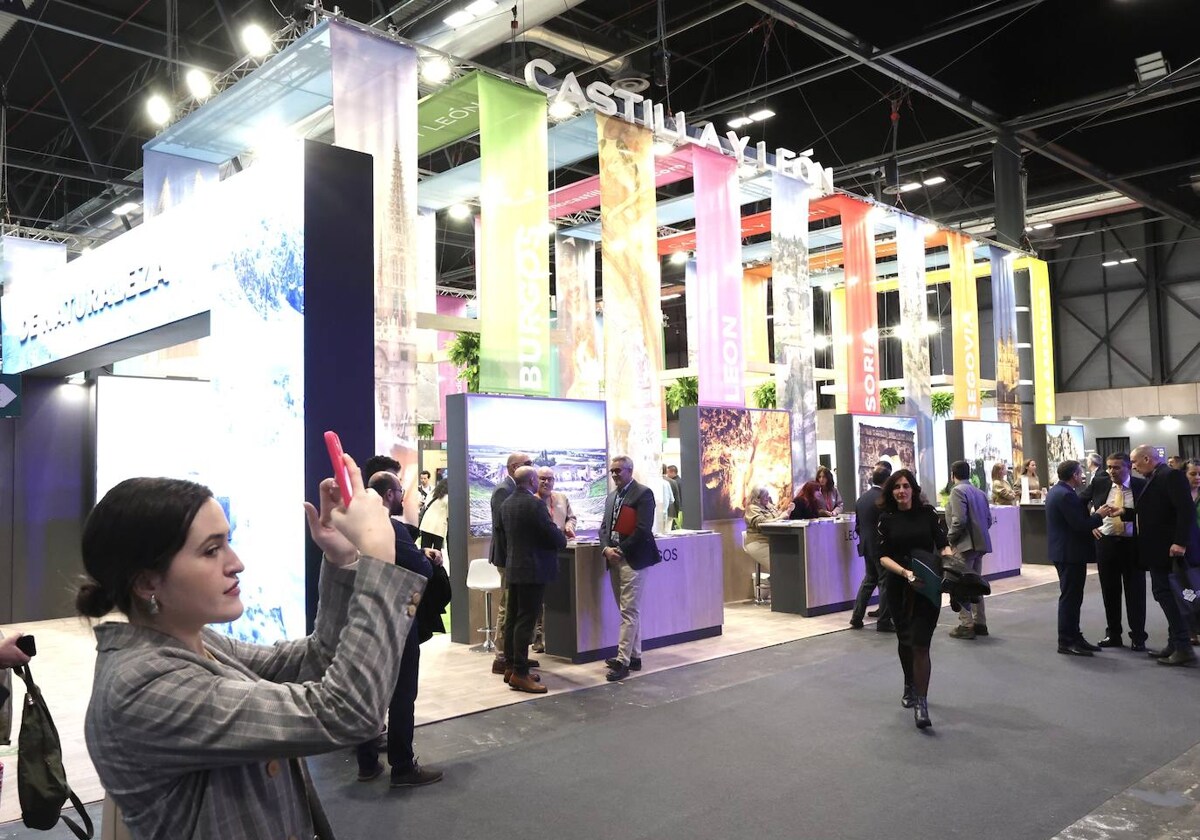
466, 558, 502, 653
742, 530, 770, 605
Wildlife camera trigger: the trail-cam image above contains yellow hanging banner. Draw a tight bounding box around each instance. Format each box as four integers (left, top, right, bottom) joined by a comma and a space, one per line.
1029, 258, 1057, 424
948, 232, 981, 419
830, 287, 847, 414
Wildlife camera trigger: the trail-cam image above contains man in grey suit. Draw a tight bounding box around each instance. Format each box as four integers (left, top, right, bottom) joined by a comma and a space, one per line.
599, 455, 660, 682
494, 466, 567, 693
490, 451, 533, 675
946, 459, 994, 640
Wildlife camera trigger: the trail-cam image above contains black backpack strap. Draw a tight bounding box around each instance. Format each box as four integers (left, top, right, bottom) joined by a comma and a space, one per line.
60, 789, 94, 839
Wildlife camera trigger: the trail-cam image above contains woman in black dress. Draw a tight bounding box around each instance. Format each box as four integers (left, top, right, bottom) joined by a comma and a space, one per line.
877, 469, 952, 729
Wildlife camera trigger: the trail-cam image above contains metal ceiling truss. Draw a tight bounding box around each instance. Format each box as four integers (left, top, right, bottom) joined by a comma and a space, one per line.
744, 0, 1200, 233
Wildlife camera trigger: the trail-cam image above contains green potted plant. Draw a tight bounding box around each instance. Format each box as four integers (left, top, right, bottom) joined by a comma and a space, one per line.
931, 391, 954, 419
752, 380, 776, 409
880, 386, 903, 414
664, 376, 699, 413
445, 332, 480, 393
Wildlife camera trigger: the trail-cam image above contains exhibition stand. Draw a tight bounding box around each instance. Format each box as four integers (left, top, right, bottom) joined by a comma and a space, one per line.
1020, 503, 1050, 564
543, 531, 724, 663
758, 518, 859, 617
984, 505, 1023, 578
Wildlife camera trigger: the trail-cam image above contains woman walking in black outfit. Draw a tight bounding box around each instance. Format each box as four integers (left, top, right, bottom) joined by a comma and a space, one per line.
877, 469, 952, 729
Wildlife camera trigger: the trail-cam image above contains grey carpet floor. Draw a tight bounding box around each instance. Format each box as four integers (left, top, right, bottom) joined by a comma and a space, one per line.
4, 578, 1197, 839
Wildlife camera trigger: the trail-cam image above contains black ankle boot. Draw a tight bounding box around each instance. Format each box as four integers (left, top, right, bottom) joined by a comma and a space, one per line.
901, 684, 916, 708
914, 696, 931, 729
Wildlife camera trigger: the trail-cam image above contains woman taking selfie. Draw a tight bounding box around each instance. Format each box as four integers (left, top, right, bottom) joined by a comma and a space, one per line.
876, 469, 952, 730
79, 456, 425, 840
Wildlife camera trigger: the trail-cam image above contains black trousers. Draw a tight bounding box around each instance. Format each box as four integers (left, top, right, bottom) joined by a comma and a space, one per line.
356, 623, 420, 774
1150, 564, 1191, 651
503, 582, 545, 675
851, 553, 889, 623
1095, 536, 1146, 644
1054, 562, 1087, 648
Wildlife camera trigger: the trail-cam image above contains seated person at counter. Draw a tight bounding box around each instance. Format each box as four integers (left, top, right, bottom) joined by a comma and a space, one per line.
743, 486, 794, 572
815, 465, 844, 515
991, 462, 1018, 505
790, 481, 827, 520
1020, 459, 1043, 501
877, 469, 953, 729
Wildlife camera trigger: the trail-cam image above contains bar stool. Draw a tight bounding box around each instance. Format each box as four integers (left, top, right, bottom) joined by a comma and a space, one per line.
741, 531, 770, 605
466, 558, 502, 653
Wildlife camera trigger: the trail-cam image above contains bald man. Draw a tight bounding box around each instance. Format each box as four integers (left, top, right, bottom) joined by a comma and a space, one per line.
1130, 446, 1199, 666
489, 452, 535, 675
493, 465, 568, 692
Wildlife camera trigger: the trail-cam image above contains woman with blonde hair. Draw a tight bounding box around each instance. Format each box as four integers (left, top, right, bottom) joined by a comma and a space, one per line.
991, 462, 1018, 505
743, 485, 793, 572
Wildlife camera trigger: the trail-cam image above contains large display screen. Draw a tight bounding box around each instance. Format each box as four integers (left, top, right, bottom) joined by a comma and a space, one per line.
1046, 423, 1086, 478
962, 420, 1014, 496
465, 395, 608, 535
852, 415, 919, 495
697, 406, 792, 521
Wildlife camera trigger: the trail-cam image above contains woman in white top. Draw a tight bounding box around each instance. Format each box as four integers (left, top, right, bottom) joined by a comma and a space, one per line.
418, 479, 449, 552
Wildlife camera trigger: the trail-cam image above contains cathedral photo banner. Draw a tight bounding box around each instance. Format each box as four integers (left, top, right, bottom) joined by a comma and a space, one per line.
597, 113, 663, 486
771, 171, 817, 484
990, 245, 1023, 462
330, 21, 421, 521
948, 231, 981, 420
840, 199, 880, 414
553, 234, 602, 400
1029, 257, 1057, 424
894, 213, 935, 486
693, 148, 744, 407
477, 75, 550, 395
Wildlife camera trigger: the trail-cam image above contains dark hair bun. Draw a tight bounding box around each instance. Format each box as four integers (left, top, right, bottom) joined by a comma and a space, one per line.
76, 580, 115, 618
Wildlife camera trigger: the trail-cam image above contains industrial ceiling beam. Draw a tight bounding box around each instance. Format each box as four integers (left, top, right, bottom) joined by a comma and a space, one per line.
5, 156, 140, 189
746, 0, 1200, 234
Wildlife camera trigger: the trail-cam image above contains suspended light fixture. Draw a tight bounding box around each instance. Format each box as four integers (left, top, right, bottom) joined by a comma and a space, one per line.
145, 94, 172, 126
185, 69, 212, 100
241, 23, 273, 57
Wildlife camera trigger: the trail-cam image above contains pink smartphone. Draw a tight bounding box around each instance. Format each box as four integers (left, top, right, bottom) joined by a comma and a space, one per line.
324, 431, 354, 504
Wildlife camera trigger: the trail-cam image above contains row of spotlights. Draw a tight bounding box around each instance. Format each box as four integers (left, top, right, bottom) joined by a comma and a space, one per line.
146, 24, 272, 127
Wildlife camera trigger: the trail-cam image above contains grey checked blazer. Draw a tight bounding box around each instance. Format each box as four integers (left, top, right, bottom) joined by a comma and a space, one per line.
85, 557, 425, 840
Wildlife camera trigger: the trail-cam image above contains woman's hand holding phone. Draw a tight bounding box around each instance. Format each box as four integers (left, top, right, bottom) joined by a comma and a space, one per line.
304, 453, 395, 566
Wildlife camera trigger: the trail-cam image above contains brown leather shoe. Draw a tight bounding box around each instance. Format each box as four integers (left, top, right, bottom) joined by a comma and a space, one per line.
508, 672, 547, 693
503, 668, 541, 684
491, 657, 508, 675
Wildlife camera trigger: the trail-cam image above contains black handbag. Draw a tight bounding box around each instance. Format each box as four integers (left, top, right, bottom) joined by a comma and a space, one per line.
15, 663, 93, 838
1168, 561, 1200, 618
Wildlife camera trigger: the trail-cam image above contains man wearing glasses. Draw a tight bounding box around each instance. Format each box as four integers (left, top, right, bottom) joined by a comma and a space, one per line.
599, 455, 661, 681
1080, 452, 1147, 651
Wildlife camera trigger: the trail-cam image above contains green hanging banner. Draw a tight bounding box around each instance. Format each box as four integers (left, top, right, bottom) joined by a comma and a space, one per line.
416, 72, 483, 157
477, 75, 550, 395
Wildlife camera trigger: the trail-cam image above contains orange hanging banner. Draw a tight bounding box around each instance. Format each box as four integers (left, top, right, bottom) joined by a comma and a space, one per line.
839, 199, 880, 414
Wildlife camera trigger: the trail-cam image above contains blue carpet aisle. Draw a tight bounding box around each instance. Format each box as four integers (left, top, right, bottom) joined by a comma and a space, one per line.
3, 579, 1196, 839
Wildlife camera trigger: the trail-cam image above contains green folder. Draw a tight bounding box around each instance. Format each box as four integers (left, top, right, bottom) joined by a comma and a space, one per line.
908, 555, 944, 606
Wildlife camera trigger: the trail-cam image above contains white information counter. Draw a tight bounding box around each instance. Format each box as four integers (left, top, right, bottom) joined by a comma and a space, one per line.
543, 531, 724, 663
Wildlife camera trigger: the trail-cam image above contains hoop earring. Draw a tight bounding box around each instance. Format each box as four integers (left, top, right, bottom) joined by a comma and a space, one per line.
147, 594, 160, 616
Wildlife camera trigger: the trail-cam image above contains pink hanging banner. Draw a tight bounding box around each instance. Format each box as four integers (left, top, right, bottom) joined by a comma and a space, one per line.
693, 148, 744, 407
549, 148, 693, 219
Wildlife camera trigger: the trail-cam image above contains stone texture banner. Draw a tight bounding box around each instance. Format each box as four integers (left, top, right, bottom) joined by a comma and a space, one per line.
597, 113, 663, 485
895, 214, 935, 487
554, 234, 602, 399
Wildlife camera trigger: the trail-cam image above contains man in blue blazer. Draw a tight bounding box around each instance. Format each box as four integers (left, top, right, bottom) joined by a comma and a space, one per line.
1046, 459, 1107, 656
598, 455, 660, 682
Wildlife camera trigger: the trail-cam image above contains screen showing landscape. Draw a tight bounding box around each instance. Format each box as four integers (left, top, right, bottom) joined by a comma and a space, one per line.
697, 407, 792, 521
466, 395, 608, 536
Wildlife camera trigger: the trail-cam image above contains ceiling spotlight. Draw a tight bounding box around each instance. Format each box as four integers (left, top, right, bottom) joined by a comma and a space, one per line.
1120, 257, 1138, 264
921, 320, 941, 336
661, 292, 682, 301
548, 99, 577, 120
241, 23, 272, 57
443, 9, 475, 27
747, 108, 775, 122
1032, 222, 1054, 230
652, 139, 676, 156
1134, 51, 1169, 85
898, 182, 922, 192
921, 222, 939, 236
921, 175, 946, 186
669, 250, 689, 265
963, 160, 983, 168
185, 69, 212, 100
447, 202, 472, 221
812, 335, 832, 349
146, 94, 172, 126
1101, 260, 1120, 267
727, 116, 753, 129
466, 0, 497, 13
112, 202, 139, 216
422, 56, 453, 83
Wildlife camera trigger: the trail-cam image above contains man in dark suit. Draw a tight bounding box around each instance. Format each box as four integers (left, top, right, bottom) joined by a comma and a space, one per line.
1130, 445, 1199, 666
493, 466, 567, 693
946, 459, 994, 640
1046, 460, 1106, 656
850, 462, 892, 631
489, 451, 533, 675
599, 455, 660, 682
1080, 452, 1148, 651
355, 471, 449, 787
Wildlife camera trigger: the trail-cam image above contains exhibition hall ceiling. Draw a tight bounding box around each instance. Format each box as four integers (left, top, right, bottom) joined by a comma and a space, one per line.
2, 0, 1197, 292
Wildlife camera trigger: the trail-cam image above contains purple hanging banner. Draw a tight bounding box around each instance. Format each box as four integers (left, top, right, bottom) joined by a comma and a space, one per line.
693, 148, 745, 407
